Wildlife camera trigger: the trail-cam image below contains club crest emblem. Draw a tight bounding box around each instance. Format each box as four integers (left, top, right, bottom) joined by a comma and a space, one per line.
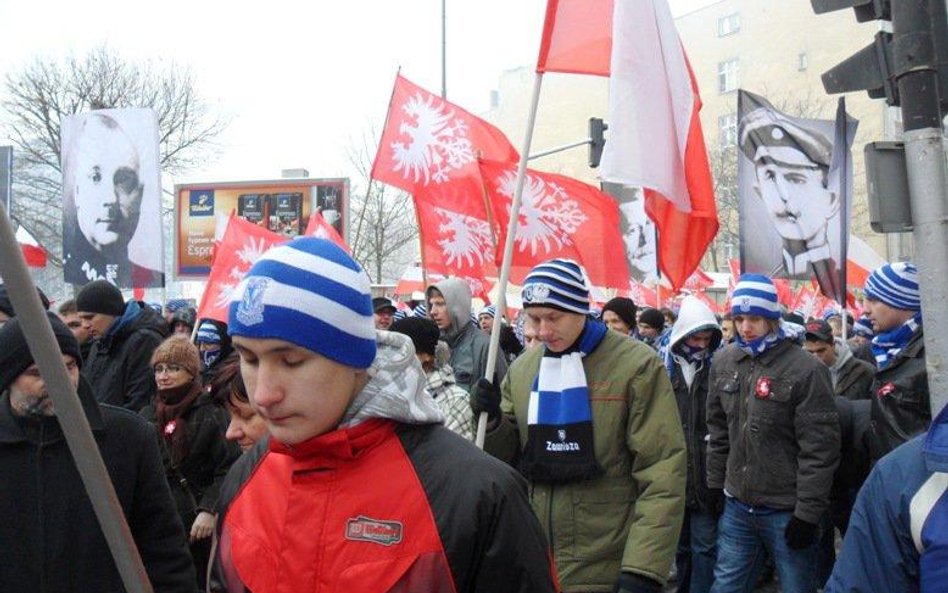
739, 297, 751, 313
523, 283, 550, 304
755, 376, 772, 399
557, 429, 567, 441
236, 277, 269, 326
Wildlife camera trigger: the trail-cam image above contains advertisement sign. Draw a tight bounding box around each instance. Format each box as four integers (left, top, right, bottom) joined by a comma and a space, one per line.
175, 178, 348, 278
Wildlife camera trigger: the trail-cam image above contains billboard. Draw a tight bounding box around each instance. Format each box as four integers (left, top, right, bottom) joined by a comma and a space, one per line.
174, 178, 348, 278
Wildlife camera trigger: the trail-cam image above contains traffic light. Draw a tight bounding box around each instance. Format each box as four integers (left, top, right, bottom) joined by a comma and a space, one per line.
589, 117, 608, 168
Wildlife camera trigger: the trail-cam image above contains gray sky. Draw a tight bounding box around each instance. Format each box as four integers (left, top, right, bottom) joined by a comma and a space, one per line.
0, 0, 713, 185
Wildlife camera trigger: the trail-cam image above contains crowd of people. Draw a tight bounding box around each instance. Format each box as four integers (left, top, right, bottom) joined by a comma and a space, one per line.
0, 243, 944, 593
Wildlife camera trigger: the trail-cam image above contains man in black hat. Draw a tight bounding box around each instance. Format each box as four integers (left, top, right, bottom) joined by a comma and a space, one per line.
739, 106, 842, 300
372, 296, 397, 330
0, 313, 196, 592
77, 279, 168, 410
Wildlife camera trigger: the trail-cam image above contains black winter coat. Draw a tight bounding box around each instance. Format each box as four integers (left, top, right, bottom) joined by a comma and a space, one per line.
83, 302, 168, 411
671, 358, 713, 511
868, 329, 930, 462
0, 379, 197, 593
835, 354, 875, 401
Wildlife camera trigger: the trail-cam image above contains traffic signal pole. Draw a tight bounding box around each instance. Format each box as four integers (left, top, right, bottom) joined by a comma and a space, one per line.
894, 0, 948, 417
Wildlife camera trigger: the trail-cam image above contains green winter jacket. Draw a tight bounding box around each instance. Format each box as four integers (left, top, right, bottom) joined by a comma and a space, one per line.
485, 329, 686, 592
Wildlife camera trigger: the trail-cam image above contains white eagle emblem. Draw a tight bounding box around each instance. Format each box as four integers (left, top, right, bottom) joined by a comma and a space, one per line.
433, 207, 493, 269
390, 93, 474, 186
495, 170, 588, 256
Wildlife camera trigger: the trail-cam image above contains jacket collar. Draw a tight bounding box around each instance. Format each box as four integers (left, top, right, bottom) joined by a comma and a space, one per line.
0, 377, 104, 444
269, 418, 395, 469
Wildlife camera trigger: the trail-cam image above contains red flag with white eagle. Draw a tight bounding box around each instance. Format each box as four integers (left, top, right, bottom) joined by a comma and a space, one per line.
304, 212, 351, 254
370, 74, 518, 283
197, 215, 286, 323
536, 0, 718, 292
15, 224, 47, 268
479, 158, 630, 289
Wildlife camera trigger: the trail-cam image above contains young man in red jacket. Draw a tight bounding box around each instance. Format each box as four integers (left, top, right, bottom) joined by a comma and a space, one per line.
214, 237, 558, 593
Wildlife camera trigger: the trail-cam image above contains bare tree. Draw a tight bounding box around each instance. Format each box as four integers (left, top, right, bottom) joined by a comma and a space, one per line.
1, 46, 228, 270
346, 130, 419, 284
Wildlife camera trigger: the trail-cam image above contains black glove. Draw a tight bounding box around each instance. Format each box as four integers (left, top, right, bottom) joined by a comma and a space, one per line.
706, 488, 726, 518
471, 378, 501, 422
614, 572, 662, 593
784, 515, 819, 550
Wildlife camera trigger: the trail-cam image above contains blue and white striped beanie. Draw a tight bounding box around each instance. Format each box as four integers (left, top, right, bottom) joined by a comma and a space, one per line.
731, 274, 781, 319
393, 308, 408, 322
165, 298, 189, 314
412, 303, 428, 318
521, 258, 590, 315
196, 320, 222, 345
228, 237, 377, 369
864, 262, 920, 311
853, 315, 874, 338
479, 305, 496, 319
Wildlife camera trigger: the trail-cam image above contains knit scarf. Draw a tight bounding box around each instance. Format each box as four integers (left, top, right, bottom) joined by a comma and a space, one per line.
871, 312, 922, 370
736, 324, 786, 358
520, 318, 606, 483
155, 380, 202, 466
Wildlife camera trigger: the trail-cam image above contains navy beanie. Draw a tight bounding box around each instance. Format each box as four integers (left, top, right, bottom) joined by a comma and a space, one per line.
522, 258, 590, 315
0, 312, 82, 394
228, 237, 377, 369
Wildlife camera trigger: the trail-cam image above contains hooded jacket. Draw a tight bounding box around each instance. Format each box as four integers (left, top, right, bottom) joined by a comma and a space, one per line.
427, 278, 506, 393
828, 341, 875, 401
0, 378, 197, 593
213, 332, 557, 593
825, 402, 948, 593
82, 301, 168, 411
663, 297, 722, 511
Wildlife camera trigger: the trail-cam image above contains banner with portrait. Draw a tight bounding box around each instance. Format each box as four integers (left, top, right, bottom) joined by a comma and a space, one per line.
61, 108, 164, 288
737, 90, 857, 303
601, 182, 658, 285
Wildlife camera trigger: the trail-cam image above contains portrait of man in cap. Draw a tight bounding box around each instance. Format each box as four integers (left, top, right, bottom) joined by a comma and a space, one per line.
737, 90, 845, 300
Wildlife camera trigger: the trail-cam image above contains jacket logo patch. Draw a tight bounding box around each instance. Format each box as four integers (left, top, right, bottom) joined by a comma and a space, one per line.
877, 382, 896, 398
755, 376, 772, 399
345, 516, 403, 546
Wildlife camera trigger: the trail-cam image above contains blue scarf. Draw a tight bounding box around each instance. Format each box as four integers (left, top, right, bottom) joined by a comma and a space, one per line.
736, 324, 786, 358
871, 312, 922, 370
520, 318, 607, 482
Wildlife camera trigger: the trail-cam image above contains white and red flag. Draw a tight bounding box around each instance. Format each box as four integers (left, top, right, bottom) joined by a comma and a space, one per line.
15, 224, 47, 268
197, 214, 286, 323
304, 211, 350, 254
479, 158, 630, 289
536, 0, 718, 292
370, 74, 519, 282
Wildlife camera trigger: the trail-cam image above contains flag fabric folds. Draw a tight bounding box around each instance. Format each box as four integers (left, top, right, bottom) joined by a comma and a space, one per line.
15, 224, 47, 268
304, 212, 350, 254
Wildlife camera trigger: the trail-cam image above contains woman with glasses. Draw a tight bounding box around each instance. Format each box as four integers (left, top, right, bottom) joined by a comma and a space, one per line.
143, 335, 240, 589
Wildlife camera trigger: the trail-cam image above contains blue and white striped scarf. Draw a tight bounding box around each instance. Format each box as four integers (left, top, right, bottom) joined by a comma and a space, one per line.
736, 324, 787, 358
872, 312, 922, 370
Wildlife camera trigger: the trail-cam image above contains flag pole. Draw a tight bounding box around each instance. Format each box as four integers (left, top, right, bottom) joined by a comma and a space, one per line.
477, 72, 545, 449
0, 201, 155, 593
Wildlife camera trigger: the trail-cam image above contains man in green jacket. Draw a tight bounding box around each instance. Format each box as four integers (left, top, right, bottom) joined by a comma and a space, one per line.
477, 258, 687, 593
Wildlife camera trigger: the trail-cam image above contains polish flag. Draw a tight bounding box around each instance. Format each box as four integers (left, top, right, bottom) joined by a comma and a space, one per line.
15, 224, 47, 268
846, 235, 886, 289
304, 212, 351, 254
537, 0, 718, 292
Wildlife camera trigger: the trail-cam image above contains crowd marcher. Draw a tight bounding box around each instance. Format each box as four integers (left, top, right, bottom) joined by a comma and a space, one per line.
848, 315, 875, 365
171, 307, 197, 336
824, 402, 948, 593
862, 262, 929, 463
0, 313, 197, 592
660, 296, 722, 593
803, 319, 874, 400
195, 319, 233, 383
478, 258, 686, 593
212, 237, 559, 592
426, 278, 506, 393
372, 296, 397, 330
661, 307, 677, 328
636, 307, 666, 348
720, 312, 735, 344
142, 335, 240, 588
57, 298, 94, 362
164, 298, 190, 324
601, 296, 637, 336
707, 274, 840, 593
211, 356, 269, 453
477, 304, 496, 333
77, 279, 168, 410
391, 316, 475, 441
0, 284, 50, 327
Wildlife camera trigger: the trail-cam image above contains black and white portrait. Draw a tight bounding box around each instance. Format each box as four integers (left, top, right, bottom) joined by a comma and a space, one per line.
62, 109, 164, 288
604, 182, 658, 284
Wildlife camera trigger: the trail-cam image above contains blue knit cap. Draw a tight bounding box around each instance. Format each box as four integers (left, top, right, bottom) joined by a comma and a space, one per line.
228, 237, 377, 369
478, 305, 496, 319
853, 315, 874, 338
864, 262, 920, 311
196, 320, 222, 345
731, 274, 781, 319
522, 258, 590, 315
412, 303, 428, 318
165, 298, 189, 314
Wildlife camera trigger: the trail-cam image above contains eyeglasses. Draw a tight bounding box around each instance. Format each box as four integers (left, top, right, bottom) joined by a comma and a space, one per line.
154, 364, 185, 375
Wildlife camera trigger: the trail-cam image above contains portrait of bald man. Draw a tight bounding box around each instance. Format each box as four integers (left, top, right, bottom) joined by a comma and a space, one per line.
62, 109, 164, 288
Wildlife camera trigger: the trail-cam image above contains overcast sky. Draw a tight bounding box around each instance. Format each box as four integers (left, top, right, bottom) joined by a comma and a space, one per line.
0, 0, 714, 186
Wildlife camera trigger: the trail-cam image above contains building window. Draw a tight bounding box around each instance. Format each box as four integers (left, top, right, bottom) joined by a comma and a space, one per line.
718, 13, 741, 36
798, 52, 809, 71
719, 113, 737, 149
718, 59, 740, 93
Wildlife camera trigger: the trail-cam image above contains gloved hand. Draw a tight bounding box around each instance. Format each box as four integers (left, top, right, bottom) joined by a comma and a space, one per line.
706, 488, 726, 518
471, 378, 501, 422
784, 515, 819, 550
614, 571, 662, 593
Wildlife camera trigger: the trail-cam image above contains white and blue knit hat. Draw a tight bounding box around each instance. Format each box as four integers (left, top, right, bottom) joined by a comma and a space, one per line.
731, 274, 781, 320
864, 262, 920, 311
228, 237, 377, 369
521, 258, 590, 315
478, 305, 496, 319
412, 303, 428, 318
196, 320, 222, 345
